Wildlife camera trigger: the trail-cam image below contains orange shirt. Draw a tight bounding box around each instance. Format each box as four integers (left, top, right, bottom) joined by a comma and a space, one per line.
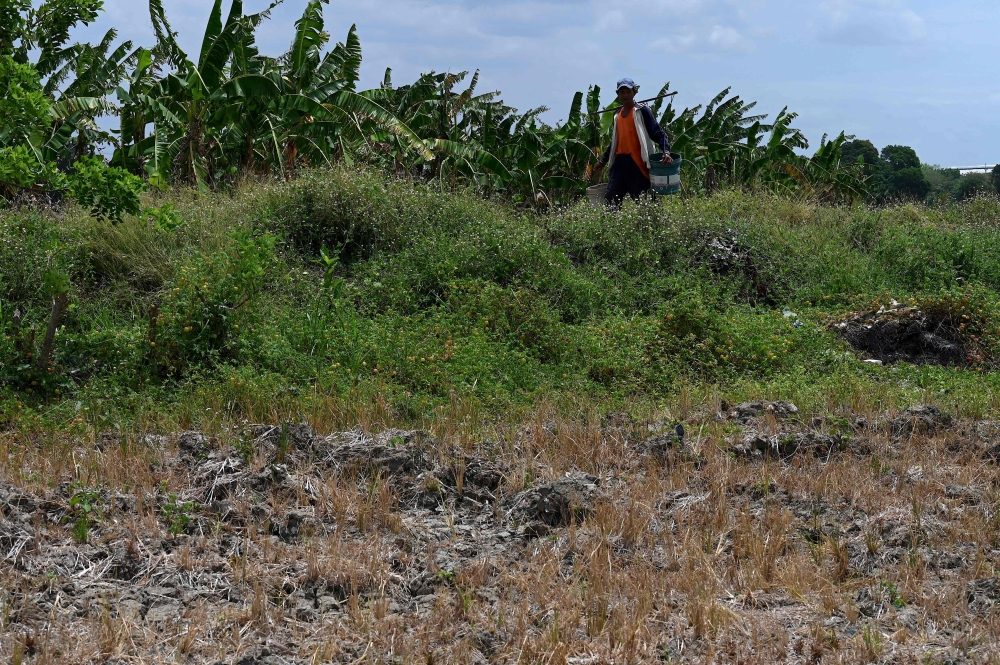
615, 107, 648, 178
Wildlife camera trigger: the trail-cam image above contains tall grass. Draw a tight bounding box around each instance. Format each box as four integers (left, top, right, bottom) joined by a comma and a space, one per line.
4, 167, 1000, 431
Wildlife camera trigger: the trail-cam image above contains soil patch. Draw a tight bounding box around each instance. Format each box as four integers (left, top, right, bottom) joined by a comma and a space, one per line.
3, 407, 999, 663
834, 304, 968, 365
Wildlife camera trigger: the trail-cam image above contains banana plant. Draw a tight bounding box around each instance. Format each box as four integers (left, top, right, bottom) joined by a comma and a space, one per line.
42, 30, 136, 161
144, 0, 282, 189
271, 0, 432, 174
498, 92, 592, 206
380, 70, 507, 179
2, 0, 868, 203
112, 47, 157, 173
806, 132, 867, 202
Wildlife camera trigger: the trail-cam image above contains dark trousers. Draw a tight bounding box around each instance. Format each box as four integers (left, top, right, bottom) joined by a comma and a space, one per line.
605, 154, 650, 206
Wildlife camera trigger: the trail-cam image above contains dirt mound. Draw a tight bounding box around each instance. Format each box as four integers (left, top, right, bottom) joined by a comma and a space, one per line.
834, 304, 967, 365
513, 473, 602, 527
697, 229, 775, 302
733, 431, 847, 459
728, 400, 799, 422
891, 404, 953, 436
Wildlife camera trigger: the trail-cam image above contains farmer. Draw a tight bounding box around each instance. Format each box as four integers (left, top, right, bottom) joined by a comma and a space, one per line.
594, 78, 673, 205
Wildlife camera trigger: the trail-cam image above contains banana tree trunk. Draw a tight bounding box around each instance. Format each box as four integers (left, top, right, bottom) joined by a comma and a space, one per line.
283, 140, 298, 177
179, 116, 205, 187
133, 122, 146, 176
74, 132, 89, 161
705, 165, 718, 196
243, 134, 256, 174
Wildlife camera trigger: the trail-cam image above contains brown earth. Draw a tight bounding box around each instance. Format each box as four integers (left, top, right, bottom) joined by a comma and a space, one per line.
2, 402, 1000, 664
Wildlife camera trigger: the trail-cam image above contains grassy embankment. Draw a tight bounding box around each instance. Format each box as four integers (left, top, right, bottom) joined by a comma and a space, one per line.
4, 168, 1000, 435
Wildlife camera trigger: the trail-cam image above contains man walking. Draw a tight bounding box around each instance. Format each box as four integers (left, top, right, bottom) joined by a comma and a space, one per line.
595, 78, 673, 205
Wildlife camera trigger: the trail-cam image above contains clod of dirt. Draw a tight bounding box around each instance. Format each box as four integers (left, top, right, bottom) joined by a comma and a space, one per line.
439, 454, 507, 502
0, 483, 39, 514
733, 431, 844, 459
515, 472, 601, 526
252, 463, 290, 489
891, 405, 952, 437
955, 420, 1000, 462
944, 484, 981, 504
0, 517, 33, 558
521, 521, 551, 539
602, 412, 633, 429
270, 510, 307, 541
639, 429, 684, 456
729, 401, 799, 422
968, 577, 1000, 616
834, 307, 966, 366
408, 571, 441, 597
460, 456, 506, 492
323, 429, 434, 477
178, 431, 211, 459
250, 422, 313, 448
231, 648, 289, 665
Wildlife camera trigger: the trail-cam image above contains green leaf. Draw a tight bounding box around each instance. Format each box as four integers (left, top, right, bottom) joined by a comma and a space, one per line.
199, 0, 225, 68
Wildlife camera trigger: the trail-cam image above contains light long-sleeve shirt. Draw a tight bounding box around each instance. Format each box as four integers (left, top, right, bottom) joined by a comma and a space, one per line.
599, 104, 671, 169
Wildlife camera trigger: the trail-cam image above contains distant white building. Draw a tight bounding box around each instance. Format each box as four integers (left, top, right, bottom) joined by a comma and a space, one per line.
954, 165, 997, 175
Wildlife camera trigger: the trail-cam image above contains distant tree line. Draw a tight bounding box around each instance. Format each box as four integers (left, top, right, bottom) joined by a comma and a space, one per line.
842, 139, 1000, 203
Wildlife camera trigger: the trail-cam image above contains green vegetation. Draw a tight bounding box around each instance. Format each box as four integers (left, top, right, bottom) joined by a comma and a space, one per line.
161, 494, 198, 535
843, 139, 1000, 203
67, 484, 101, 543
2, 0, 1000, 432
5, 168, 1000, 432
0, 0, 867, 209
4, 6, 1000, 663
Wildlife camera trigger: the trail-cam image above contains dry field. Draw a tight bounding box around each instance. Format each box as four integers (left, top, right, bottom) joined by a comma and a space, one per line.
2, 399, 999, 664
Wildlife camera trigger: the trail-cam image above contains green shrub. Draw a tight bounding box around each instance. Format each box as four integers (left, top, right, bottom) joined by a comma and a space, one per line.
872, 222, 1000, 292
68, 485, 101, 544
144, 203, 183, 232
645, 290, 828, 384
0, 56, 63, 200
954, 174, 994, 202
151, 231, 275, 377
161, 494, 198, 535
0, 212, 67, 306
0, 55, 50, 147
0, 145, 65, 198
263, 169, 462, 261
9, 167, 1000, 421
67, 157, 145, 223
444, 280, 568, 363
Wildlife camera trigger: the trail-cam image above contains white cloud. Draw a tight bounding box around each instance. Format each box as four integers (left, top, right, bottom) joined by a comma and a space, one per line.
819, 0, 926, 45
650, 24, 750, 53
651, 31, 700, 53
595, 10, 626, 33
648, 0, 712, 17
708, 25, 745, 49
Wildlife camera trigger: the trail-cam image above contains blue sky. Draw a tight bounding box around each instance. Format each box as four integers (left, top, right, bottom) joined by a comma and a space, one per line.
76, 0, 1000, 166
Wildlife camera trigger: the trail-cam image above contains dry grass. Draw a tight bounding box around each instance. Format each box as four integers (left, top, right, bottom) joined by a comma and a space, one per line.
2, 392, 1000, 664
